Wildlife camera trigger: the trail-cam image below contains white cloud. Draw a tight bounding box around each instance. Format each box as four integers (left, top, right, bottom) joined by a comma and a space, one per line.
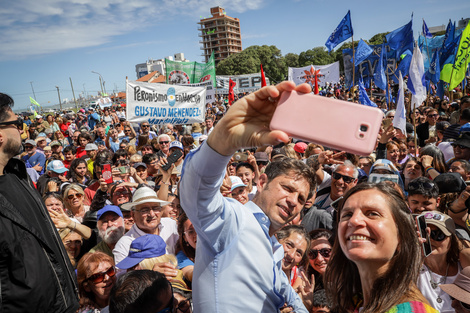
0, 0, 264, 60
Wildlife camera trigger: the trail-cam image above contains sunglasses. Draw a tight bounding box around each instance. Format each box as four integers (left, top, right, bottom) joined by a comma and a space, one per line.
332, 172, 355, 184
308, 248, 332, 260
86, 266, 116, 284
408, 181, 435, 191
141, 125, 150, 128
430, 229, 447, 242
453, 144, 469, 150
67, 193, 83, 200
0, 117, 23, 130
159, 141, 170, 144
450, 296, 470, 310
427, 114, 439, 118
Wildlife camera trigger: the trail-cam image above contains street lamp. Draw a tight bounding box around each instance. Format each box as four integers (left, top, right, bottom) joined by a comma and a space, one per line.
91, 71, 106, 95
55, 86, 62, 111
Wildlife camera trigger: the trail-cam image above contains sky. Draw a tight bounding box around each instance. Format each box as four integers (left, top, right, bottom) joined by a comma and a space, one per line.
1, 0, 469, 111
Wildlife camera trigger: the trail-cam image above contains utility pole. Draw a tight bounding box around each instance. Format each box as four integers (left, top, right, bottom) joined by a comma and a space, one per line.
55, 86, 62, 111
70, 77, 78, 110
29, 81, 37, 100
92, 71, 105, 95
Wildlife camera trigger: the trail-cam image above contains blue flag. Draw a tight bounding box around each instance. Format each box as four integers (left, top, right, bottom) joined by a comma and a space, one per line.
358, 77, 377, 107
354, 39, 374, 66
392, 53, 412, 84
374, 43, 387, 90
422, 19, 433, 38
440, 33, 461, 68
325, 10, 353, 52
443, 20, 455, 49
385, 18, 414, 59
426, 49, 441, 84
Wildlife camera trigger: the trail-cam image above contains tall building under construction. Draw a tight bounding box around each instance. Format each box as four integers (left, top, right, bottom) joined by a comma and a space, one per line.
198, 7, 242, 64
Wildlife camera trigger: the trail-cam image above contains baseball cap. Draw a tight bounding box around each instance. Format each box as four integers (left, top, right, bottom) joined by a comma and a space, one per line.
85, 143, 98, 151
46, 160, 69, 174
96, 205, 123, 220
116, 234, 167, 269
50, 140, 62, 147
254, 152, 269, 162
422, 211, 455, 236
36, 115, 43, 119
169, 141, 183, 151
25, 139, 37, 146
230, 176, 247, 191
132, 162, 147, 169
294, 142, 308, 154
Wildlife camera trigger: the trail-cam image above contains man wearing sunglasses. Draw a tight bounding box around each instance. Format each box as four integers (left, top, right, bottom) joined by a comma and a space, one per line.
407, 177, 439, 214
21, 138, 46, 174
416, 108, 439, 147
0, 93, 79, 312
451, 133, 470, 162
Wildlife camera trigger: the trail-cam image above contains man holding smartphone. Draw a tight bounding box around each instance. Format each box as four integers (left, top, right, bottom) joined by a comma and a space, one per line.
180, 82, 315, 312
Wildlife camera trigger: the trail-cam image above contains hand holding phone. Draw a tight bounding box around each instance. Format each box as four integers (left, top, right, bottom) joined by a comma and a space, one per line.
415, 214, 432, 257
162, 149, 184, 172
102, 164, 113, 184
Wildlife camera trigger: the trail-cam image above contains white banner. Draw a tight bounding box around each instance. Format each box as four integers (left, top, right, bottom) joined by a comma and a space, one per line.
186, 81, 215, 104
216, 73, 270, 94
126, 81, 206, 125
288, 62, 340, 88
96, 97, 113, 108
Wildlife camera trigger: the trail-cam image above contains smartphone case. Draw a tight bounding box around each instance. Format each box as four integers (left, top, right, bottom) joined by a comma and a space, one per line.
162, 149, 184, 171
102, 164, 113, 184
270, 91, 384, 156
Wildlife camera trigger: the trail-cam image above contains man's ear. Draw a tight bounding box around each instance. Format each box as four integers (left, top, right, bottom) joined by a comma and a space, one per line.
257, 173, 268, 191
436, 196, 440, 207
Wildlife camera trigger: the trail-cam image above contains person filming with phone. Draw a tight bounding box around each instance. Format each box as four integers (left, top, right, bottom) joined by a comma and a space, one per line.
180, 82, 316, 312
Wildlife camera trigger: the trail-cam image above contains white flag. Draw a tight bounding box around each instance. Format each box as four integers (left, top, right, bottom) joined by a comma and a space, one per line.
408, 43, 427, 107
288, 62, 340, 88
393, 71, 407, 136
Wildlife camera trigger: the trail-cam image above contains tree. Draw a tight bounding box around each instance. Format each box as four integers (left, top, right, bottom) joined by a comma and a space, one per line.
369, 32, 389, 45
298, 47, 335, 67
284, 53, 299, 68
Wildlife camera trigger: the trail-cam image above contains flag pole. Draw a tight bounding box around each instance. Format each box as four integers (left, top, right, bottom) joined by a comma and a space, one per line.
351, 35, 355, 90
423, 19, 432, 106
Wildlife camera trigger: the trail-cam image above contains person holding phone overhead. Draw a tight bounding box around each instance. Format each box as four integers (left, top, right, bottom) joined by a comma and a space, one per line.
180, 82, 316, 312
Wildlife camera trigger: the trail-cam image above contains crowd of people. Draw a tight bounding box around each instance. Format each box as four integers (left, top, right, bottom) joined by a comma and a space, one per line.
1, 78, 470, 313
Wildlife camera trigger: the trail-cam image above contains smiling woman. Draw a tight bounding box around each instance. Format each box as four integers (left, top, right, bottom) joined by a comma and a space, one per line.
325, 182, 437, 313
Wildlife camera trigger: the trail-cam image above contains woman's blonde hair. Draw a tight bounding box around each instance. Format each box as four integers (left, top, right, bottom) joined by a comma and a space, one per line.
63, 183, 85, 198
139, 254, 177, 270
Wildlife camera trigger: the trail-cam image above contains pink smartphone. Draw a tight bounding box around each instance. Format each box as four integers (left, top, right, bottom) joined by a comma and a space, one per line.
269, 91, 383, 156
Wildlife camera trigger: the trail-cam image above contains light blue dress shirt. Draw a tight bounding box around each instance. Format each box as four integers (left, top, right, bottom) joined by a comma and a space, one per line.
180, 142, 307, 313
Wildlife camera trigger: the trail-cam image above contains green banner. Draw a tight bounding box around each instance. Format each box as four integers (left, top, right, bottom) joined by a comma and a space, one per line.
440, 22, 470, 90
165, 52, 216, 87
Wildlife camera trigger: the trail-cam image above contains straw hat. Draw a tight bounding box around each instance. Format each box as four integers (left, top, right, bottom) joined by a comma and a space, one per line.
120, 187, 170, 211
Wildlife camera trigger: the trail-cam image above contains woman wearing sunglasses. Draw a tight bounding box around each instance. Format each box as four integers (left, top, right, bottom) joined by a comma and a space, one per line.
63, 183, 90, 223
417, 211, 470, 313
77, 252, 116, 313
326, 182, 437, 312
307, 229, 334, 292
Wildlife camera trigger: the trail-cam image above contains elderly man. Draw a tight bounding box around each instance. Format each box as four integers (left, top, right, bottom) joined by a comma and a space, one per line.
89, 205, 126, 257
156, 134, 171, 157
180, 82, 315, 312
113, 187, 179, 265
22, 138, 46, 174
0, 93, 79, 312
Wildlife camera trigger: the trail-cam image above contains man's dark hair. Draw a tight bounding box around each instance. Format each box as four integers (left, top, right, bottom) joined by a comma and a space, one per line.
312, 289, 331, 309
449, 159, 470, 172
112, 149, 128, 165
109, 270, 171, 313
407, 176, 439, 199
0, 93, 14, 123
142, 153, 159, 165
236, 162, 254, 173
461, 95, 470, 107
63, 145, 77, 154
264, 157, 316, 199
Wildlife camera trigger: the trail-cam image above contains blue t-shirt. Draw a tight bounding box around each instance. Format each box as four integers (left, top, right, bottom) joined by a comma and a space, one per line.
176, 250, 194, 270
22, 152, 46, 172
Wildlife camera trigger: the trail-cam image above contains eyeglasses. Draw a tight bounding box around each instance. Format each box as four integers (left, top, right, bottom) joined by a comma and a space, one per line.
24, 145, 34, 149
86, 266, 116, 284
308, 248, 332, 260
67, 193, 83, 200
256, 161, 268, 166
141, 125, 150, 128
408, 181, 435, 191
0, 117, 23, 130
450, 296, 470, 310
184, 228, 196, 237
332, 172, 355, 184
176, 298, 192, 313
430, 229, 447, 242
229, 162, 239, 167
156, 293, 174, 313
453, 144, 469, 150
159, 141, 170, 145
134, 206, 162, 215
427, 114, 439, 118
